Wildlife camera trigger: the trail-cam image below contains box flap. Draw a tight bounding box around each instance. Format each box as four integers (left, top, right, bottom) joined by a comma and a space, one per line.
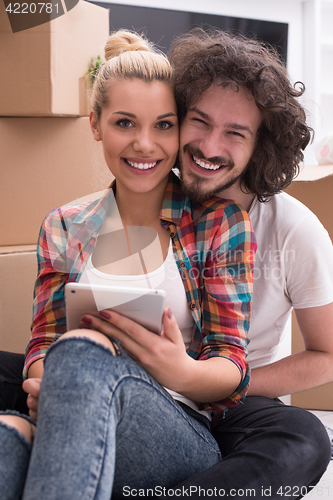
0, 245, 36, 255
294, 163, 333, 181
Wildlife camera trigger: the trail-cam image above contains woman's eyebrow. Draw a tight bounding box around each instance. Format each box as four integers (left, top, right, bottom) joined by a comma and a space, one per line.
112, 111, 136, 117
111, 111, 177, 119
157, 112, 177, 119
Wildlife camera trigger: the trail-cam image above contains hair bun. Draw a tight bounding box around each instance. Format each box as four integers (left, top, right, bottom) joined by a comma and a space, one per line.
105, 30, 151, 61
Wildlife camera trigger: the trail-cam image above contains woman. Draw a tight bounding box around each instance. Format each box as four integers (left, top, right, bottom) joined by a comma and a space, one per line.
0, 30, 256, 499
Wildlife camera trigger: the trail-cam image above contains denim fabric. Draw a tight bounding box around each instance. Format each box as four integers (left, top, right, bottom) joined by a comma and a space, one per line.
0, 411, 34, 500
19, 336, 221, 500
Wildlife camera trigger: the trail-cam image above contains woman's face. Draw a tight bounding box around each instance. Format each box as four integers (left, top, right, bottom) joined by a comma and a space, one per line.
90, 78, 179, 196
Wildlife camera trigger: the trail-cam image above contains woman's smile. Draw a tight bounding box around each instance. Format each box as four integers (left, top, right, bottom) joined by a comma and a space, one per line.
123, 157, 161, 173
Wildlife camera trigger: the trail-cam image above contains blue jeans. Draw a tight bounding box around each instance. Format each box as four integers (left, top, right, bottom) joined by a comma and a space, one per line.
0, 337, 221, 499
0, 411, 34, 500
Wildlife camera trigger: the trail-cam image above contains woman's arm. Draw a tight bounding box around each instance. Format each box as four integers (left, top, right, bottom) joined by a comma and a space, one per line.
24, 209, 69, 378
25, 190, 111, 378
193, 200, 256, 411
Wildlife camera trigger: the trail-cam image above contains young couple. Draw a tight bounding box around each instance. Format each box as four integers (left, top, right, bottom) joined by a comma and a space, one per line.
1, 27, 333, 499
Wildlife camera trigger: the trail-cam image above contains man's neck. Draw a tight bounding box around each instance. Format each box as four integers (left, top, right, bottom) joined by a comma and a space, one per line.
216, 183, 255, 212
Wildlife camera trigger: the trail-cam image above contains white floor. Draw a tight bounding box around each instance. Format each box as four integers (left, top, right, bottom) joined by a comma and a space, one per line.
303, 411, 333, 499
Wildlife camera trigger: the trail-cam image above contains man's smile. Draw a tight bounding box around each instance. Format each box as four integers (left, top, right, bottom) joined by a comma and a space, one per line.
192, 155, 225, 171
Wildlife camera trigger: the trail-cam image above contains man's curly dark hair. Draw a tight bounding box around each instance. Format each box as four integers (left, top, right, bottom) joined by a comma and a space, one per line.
169, 28, 313, 201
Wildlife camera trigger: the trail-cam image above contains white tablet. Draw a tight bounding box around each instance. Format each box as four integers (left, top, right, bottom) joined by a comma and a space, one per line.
65, 282, 166, 335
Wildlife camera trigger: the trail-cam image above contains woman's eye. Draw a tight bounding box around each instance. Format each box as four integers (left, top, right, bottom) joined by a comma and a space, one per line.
116, 119, 133, 128
156, 121, 174, 130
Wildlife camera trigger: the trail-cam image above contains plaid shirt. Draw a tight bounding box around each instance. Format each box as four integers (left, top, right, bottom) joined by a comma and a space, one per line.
25, 172, 256, 415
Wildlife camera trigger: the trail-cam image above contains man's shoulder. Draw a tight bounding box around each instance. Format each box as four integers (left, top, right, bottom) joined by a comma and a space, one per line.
250, 191, 315, 230
255, 190, 312, 213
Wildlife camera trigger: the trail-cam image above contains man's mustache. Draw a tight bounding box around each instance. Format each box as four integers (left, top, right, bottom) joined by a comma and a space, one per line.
183, 144, 234, 169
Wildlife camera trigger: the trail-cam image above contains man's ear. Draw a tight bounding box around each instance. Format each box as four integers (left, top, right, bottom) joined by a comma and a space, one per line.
90, 111, 102, 141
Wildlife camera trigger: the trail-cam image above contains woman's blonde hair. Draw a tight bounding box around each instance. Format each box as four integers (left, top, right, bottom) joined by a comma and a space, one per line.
91, 30, 173, 120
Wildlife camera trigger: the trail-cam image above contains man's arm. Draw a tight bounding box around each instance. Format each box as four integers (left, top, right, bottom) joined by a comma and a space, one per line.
247, 302, 333, 398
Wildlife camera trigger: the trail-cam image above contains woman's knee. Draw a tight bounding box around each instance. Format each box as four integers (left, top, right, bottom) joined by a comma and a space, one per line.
0, 415, 35, 444
60, 328, 118, 355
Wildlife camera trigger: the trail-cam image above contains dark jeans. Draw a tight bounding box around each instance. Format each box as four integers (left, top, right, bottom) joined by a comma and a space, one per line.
174, 396, 332, 499
0, 351, 331, 499
0, 351, 28, 415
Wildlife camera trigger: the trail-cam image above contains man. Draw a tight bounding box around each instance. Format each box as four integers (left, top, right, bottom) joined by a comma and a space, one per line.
166, 28, 333, 498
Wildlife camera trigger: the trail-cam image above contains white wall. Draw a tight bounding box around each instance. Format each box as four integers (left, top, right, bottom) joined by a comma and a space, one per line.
95, 0, 304, 81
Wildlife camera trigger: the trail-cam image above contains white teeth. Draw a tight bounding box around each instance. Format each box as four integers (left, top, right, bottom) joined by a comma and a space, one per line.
193, 155, 221, 171
127, 160, 157, 170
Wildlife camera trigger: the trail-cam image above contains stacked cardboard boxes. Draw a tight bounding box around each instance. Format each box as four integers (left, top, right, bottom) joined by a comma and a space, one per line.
286, 164, 333, 410
0, 0, 109, 116
0, 1, 112, 353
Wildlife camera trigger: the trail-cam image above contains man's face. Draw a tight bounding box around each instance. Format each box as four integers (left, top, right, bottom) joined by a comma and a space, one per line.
179, 84, 262, 201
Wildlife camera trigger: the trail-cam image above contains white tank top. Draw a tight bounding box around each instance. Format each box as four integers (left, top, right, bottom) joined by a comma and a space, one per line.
80, 241, 211, 420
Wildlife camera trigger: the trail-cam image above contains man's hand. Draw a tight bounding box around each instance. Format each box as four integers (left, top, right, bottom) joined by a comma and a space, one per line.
22, 378, 42, 421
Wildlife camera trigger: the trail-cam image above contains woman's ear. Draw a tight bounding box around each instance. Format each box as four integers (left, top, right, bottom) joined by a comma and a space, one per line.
90, 111, 102, 141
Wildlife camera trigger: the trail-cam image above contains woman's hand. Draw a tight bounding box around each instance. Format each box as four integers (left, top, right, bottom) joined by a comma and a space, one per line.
80, 308, 242, 403
80, 308, 195, 392
22, 377, 42, 421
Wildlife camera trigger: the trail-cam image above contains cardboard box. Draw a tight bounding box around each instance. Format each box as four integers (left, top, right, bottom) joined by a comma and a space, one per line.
287, 163, 333, 238
0, 245, 37, 353
0, 0, 109, 116
1, 116, 113, 246
286, 164, 333, 410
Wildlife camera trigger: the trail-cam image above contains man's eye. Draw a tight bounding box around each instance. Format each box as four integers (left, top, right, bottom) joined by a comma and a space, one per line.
192, 117, 207, 125
157, 121, 174, 130
230, 131, 245, 138
116, 119, 133, 128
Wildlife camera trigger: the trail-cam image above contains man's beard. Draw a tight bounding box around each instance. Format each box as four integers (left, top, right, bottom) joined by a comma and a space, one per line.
179, 144, 243, 202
